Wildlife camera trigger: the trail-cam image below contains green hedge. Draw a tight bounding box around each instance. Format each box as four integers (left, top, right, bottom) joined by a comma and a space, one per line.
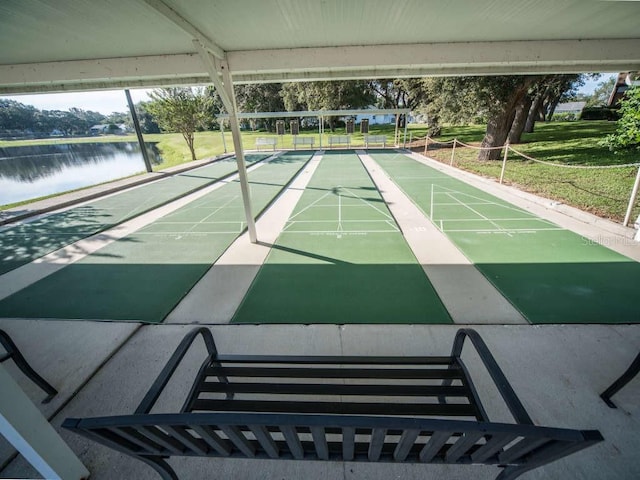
580, 107, 621, 121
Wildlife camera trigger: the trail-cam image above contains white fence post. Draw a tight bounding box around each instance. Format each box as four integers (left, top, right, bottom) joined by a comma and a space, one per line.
450, 140, 457, 166
623, 165, 640, 226
500, 142, 510, 184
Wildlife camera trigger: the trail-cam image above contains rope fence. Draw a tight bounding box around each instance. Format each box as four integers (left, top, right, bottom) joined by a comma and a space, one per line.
421, 135, 640, 227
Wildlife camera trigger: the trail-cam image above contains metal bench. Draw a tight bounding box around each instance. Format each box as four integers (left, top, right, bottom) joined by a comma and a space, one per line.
255, 137, 277, 151
364, 135, 387, 148
292, 136, 315, 150
63, 328, 602, 480
327, 135, 351, 148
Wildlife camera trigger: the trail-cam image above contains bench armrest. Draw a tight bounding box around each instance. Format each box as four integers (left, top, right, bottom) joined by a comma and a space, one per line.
451, 329, 533, 425
135, 327, 217, 414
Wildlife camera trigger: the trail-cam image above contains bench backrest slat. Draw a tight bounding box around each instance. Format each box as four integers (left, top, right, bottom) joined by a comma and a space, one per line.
470, 432, 517, 463
281, 425, 304, 459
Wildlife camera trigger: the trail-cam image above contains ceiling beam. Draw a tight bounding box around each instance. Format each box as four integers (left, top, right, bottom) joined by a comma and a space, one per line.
192, 40, 233, 110
140, 0, 225, 59
227, 39, 640, 77
1, 38, 639, 94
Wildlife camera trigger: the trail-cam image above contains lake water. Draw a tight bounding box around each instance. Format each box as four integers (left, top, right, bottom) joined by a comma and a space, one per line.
0, 142, 162, 205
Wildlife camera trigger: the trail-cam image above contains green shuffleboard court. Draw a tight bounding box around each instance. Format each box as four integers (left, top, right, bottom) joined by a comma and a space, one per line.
0, 152, 311, 322
233, 151, 452, 324
0, 153, 268, 276
372, 151, 640, 324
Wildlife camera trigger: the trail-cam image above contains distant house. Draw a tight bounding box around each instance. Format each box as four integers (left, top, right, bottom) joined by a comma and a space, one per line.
354, 107, 395, 125
552, 101, 586, 120
89, 124, 130, 135
89, 124, 110, 135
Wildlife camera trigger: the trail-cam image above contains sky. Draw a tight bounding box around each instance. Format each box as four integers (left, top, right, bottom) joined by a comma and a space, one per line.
3, 73, 618, 115
3, 88, 153, 115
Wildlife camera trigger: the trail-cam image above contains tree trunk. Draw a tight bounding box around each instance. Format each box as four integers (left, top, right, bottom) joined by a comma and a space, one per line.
478, 80, 533, 161
546, 96, 561, 121
478, 109, 515, 160
525, 90, 545, 133
508, 94, 533, 144
184, 132, 196, 161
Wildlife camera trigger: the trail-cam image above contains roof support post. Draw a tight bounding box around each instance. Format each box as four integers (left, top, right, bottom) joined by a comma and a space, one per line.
0, 364, 89, 480
194, 39, 257, 243
125, 89, 153, 173
219, 58, 258, 242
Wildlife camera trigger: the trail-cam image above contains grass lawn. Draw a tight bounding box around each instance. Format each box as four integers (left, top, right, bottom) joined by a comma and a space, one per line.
419, 121, 639, 223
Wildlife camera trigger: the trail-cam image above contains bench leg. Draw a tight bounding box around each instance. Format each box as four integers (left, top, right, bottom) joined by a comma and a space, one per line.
0, 330, 58, 403
495, 465, 536, 480
136, 456, 179, 480
600, 351, 640, 408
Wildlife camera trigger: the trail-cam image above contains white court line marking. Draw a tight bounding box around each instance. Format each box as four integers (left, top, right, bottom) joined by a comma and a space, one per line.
186, 195, 239, 232
341, 186, 394, 220
443, 192, 513, 237
430, 184, 434, 221
285, 230, 399, 234
288, 189, 335, 220
435, 184, 539, 217
134, 231, 243, 235
445, 228, 564, 233
436, 217, 554, 222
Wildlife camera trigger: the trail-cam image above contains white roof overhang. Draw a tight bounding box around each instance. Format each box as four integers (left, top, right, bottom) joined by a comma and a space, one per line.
0, 0, 639, 94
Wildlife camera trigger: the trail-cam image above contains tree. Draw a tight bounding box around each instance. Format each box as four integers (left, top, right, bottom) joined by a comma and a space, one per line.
234, 84, 285, 131
586, 77, 616, 107
281, 81, 374, 131
369, 79, 427, 128
147, 87, 211, 161
601, 86, 640, 152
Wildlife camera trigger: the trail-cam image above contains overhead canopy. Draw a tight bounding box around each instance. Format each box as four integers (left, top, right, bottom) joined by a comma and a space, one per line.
1, 0, 639, 94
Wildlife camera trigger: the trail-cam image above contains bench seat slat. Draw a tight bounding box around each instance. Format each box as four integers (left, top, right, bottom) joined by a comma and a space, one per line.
206, 366, 464, 380
198, 382, 469, 398
216, 355, 454, 365
190, 399, 478, 417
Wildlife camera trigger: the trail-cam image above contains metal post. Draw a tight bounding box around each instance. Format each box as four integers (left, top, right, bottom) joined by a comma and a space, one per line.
450, 139, 457, 166
394, 114, 399, 147
500, 141, 510, 184
0, 365, 89, 480
623, 165, 640, 226
403, 117, 409, 148
125, 89, 152, 173
220, 122, 227, 153
424, 135, 429, 155
220, 60, 258, 243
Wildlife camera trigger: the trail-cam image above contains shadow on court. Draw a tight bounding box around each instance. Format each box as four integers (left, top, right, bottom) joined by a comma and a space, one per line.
232, 262, 452, 324
477, 261, 640, 324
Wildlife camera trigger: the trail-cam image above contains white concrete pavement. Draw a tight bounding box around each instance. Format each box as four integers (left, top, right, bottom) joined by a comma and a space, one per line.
1, 323, 638, 479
